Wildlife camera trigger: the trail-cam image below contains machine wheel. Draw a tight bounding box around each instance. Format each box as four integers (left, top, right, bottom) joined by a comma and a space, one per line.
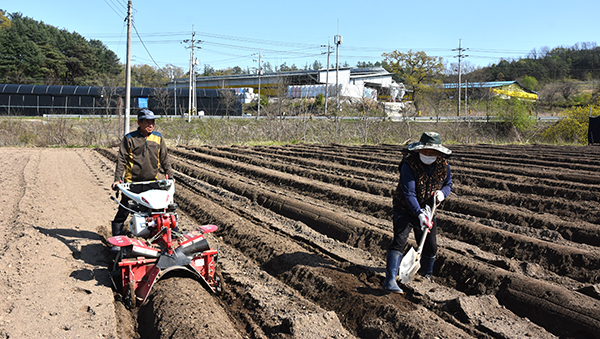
125, 280, 137, 308
214, 270, 225, 295
110, 249, 124, 293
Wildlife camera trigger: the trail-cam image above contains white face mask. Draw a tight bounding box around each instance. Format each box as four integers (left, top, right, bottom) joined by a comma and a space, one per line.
419, 153, 437, 165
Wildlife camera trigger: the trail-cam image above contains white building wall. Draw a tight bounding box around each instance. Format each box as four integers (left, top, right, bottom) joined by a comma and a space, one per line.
317, 69, 351, 84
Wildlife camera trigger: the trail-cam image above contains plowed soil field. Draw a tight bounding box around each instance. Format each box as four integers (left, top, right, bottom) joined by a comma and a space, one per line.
1, 143, 599, 339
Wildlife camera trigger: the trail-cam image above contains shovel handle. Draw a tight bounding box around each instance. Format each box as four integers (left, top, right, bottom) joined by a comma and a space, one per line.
417, 194, 442, 252
431, 193, 440, 217
416, 226, 429, 254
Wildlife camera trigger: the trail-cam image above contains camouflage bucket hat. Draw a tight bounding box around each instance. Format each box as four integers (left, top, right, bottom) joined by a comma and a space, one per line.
407, 132, 452, 155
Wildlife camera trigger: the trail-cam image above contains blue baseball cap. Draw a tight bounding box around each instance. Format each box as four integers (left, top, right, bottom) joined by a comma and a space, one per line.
137, 109, 156, 120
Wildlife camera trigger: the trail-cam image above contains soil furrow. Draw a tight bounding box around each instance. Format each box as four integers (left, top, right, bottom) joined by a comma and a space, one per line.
239, 144, 600, 187
208, 146, 600, 225
166, 147, 596, 338
90, 144, 600, 339
172, 148, 600, 267
437, 250, 600, 339
453, 185, 600, 227
439, 214, 600, 283
181, 145, 395, 196
454, 171, 600, 201
174, 176, 478, 339
176, 148, 600, 284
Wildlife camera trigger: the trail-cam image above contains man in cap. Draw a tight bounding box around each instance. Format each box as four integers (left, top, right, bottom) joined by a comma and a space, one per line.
110, 109, 174, 242
383, 132, 453, 293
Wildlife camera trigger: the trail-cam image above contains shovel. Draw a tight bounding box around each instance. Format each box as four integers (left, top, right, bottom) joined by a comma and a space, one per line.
398, 195, 438, 284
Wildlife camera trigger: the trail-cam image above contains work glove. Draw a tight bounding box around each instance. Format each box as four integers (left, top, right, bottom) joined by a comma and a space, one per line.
112, 179, 123, 191
433, 190, 445, 203
418, 213, 432, 231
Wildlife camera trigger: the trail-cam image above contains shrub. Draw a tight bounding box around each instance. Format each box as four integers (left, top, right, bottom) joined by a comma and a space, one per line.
315, 93, 324, 107
521, 76, 538, 91
541, 103, 600, 144
492, 97, 536, 132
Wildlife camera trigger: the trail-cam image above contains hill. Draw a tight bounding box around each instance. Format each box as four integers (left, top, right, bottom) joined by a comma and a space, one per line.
0, 11, 122, 85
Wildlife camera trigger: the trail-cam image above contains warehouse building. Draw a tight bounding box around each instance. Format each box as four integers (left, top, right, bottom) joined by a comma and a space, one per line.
0, 84, 241, 116
170, 67, 406, 103
443, 81, 538, 101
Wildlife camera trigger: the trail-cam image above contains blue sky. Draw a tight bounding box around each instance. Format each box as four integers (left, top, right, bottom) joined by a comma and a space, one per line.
4, 0, 599, 73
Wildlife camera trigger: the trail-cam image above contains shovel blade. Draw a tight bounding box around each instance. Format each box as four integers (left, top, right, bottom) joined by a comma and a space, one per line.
399, 247, 421, 284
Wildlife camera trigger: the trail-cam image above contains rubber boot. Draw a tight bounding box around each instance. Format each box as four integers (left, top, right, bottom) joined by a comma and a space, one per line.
383, 250, 404, 293
110, 222, 124, 253
419, 255, 436, 282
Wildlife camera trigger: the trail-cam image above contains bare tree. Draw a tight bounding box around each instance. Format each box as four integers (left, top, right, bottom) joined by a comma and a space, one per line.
559, 81, 577, 101
270, 75, 290, 118
423, 86, 446, 118
527, 48, 539, 60
98, 86, 120, 117
151, 87, 171, 116
220, 89, 238, 118
539, 83, 562, 109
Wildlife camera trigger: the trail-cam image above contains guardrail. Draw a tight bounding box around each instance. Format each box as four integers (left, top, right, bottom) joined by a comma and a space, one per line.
388, 115, 560, 122
40, 114, 561, 122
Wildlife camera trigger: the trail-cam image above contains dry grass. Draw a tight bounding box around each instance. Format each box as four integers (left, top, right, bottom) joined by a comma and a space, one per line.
0, 115, 560, 148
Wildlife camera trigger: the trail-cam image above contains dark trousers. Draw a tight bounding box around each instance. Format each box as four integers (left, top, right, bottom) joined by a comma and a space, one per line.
389, 209, 438, 258
112, 194, 131, 224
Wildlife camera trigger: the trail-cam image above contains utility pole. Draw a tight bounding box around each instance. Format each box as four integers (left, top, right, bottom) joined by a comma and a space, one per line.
174, 79, 177, 117
334, 34, 342, 114
453, 39, 468, 116
182, 28, 201, 122
465, 79, 468, 116
124, 0, 132, 135
253, 50, 262, 118
170, 70, 177, 118
321, 37, 333, 116
256, 49, 262, 118
188, 49, 193, 122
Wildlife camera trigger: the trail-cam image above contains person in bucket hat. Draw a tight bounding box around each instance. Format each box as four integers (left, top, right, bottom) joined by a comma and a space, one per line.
407, 131, 452, 155
383, 132, 453, 293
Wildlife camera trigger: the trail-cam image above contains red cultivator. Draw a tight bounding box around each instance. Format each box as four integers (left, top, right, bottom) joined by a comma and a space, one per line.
108, 179, 222, 307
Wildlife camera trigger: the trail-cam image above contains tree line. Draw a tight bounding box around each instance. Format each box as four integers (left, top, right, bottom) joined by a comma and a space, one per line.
1, 9, 599, 95
477, 42, 600, 84
0, 11, 121, 85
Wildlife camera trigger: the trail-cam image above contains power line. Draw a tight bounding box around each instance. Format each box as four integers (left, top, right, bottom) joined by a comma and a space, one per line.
110, 0, 128, 11
84, 26, 564, 71
103, 0, 126, 19
86, 28, 535, 68
132, 21, 160, 69
195, 31, 317, 49
201, 41, 320, 56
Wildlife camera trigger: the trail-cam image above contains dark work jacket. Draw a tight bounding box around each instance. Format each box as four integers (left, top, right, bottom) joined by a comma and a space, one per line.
392, 152, 452, 216
114, 129, 174, 183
